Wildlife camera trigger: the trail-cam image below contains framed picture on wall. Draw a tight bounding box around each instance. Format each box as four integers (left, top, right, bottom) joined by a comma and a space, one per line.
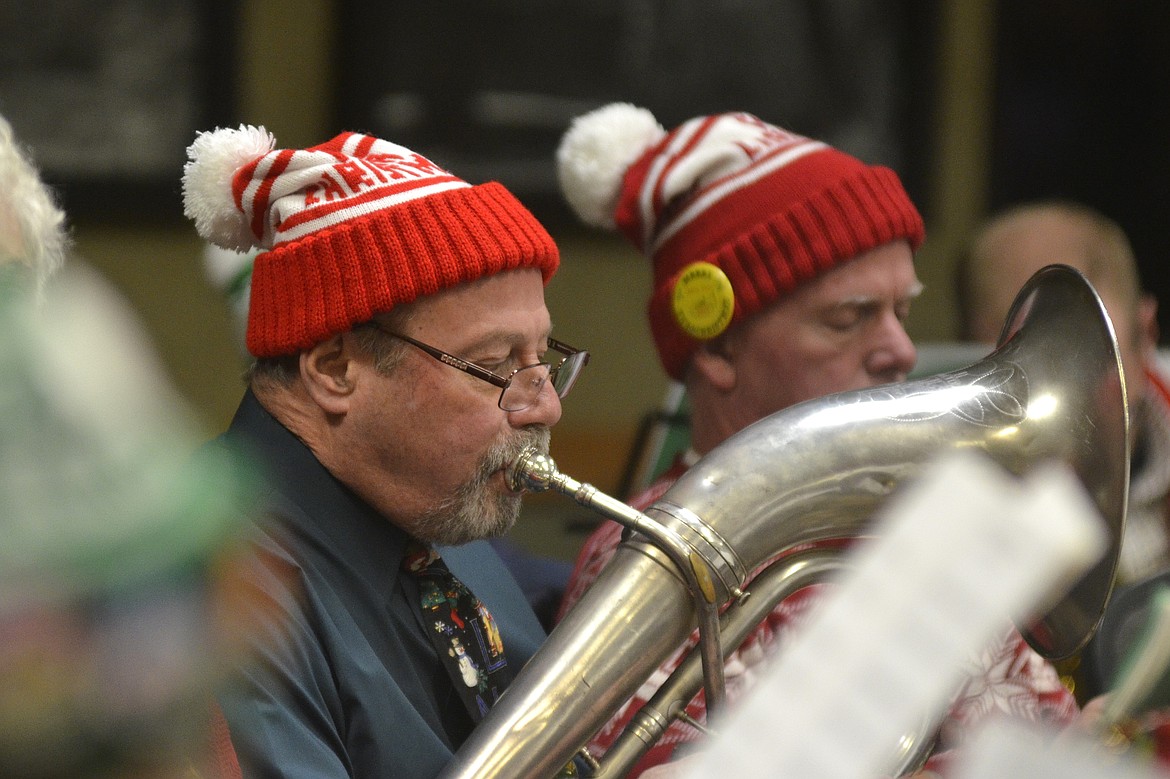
0, 0, 236, 222
333, 1, 936, 227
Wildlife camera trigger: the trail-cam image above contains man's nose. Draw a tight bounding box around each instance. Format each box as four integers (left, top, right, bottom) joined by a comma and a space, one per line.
507, 380, 562, 428
866, 315, 918, 382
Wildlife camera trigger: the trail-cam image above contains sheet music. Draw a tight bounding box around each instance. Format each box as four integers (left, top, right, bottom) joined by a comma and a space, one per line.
952, 719, 1163, 779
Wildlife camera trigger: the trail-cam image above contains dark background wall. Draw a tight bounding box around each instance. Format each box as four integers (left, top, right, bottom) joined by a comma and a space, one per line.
988, 1, 1170, 330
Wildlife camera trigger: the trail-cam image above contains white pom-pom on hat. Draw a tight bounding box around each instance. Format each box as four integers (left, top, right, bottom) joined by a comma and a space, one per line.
182, 125, 275, 251
556, 103, 665, 230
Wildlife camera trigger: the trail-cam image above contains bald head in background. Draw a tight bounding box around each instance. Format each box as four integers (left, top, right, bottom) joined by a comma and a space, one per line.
957, 201, 1159, 418
958, 200, 1170, 586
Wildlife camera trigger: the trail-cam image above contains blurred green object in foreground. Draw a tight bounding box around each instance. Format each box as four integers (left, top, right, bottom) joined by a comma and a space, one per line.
0, 264, 258, 778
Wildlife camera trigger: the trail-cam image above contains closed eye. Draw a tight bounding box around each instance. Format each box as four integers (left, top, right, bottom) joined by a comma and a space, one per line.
823, 302, 876, 331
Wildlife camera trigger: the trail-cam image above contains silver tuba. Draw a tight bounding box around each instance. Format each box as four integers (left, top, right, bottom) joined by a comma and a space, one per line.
438, 264, 1129, 778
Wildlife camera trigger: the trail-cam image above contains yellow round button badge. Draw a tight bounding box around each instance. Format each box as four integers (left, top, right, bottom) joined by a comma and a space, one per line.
671, 261, 735, 339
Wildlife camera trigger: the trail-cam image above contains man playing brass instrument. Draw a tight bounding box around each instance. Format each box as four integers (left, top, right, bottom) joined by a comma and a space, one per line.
553, 104, 1080, 777
182, 125, 588, 778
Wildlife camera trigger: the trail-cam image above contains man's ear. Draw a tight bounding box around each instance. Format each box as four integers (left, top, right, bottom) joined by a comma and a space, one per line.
691, 339, 738, 392
299, 333, 356, 415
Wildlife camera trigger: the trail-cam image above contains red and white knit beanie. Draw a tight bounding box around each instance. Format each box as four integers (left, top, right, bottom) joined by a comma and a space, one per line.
183, 126, 559, 358
557, 104, 924, 381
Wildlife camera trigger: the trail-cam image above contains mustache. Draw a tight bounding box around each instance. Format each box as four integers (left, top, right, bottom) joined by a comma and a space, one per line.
481, 426, 551, 480
414, 426, 552, 545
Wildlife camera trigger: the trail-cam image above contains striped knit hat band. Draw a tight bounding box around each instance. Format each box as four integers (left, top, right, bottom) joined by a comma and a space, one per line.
557, 105, 923, 381
184, 126, 558, 357
234, 132, 473, 251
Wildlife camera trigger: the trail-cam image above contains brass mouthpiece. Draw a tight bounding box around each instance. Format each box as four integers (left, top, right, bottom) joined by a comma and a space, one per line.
505, 447, 558, 493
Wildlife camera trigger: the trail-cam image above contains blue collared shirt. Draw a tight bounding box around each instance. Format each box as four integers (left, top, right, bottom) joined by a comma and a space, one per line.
215, 391, 546, 779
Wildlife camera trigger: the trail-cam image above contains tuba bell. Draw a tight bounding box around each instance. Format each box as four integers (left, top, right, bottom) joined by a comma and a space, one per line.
437, 264, 1129, 779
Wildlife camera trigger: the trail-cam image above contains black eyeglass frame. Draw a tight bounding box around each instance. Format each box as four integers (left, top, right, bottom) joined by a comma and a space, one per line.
364, 323, 589, 411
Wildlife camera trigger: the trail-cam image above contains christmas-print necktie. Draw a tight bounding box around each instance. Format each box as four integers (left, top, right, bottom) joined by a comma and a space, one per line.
403, 543, 513, 721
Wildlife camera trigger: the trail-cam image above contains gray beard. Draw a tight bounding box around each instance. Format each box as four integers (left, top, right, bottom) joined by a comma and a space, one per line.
410, 426, 551, 546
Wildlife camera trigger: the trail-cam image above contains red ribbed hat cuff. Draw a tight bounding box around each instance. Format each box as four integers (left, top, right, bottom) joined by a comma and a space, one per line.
647, 166, 923, 381
245, 182, 559, 357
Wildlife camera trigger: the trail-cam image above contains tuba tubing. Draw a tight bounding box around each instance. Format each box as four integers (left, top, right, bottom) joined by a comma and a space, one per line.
437, 265, 1129, 779
505, 448, 731, 717
596, 548, 858, 777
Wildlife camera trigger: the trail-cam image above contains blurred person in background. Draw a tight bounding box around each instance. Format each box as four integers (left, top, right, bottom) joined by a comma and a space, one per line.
957, 200, 1170, 586
553, 104, 1081, 777
957, 202, 1170, 734
0, 113, 254, 778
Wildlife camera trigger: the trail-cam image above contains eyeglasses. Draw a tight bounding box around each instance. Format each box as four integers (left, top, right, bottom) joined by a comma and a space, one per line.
366, 324, 589, 412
